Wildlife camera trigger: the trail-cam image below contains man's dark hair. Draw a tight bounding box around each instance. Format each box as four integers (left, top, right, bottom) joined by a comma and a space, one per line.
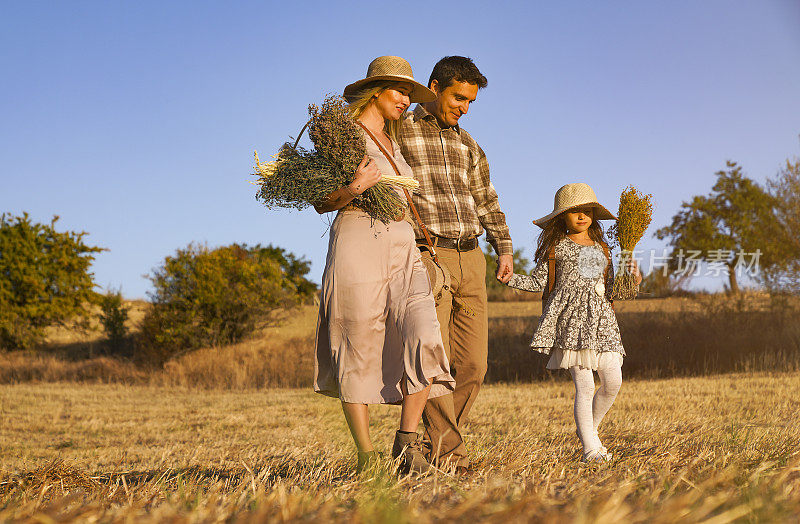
428, 56, 488, 91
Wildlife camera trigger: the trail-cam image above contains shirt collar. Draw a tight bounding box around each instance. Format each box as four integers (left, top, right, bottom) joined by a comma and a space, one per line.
412, 104, 461, 134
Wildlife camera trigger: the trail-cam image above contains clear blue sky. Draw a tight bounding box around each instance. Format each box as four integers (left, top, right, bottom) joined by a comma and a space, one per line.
2, 1, 799, 298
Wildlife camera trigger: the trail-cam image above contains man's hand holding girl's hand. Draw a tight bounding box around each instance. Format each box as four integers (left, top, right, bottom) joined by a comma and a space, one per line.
496, 254, 514, 283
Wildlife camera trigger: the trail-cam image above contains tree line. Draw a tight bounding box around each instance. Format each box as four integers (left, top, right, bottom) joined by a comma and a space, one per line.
2, 155, 798, 359
0, 213, 316, 362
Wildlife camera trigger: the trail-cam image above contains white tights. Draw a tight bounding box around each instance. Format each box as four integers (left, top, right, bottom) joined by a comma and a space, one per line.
569, 357, 622, 454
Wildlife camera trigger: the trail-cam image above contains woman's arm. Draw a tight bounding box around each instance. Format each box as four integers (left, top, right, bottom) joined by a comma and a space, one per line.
313, 186, 359, 214
506, 258, 549, 293
314, 155, 381, 214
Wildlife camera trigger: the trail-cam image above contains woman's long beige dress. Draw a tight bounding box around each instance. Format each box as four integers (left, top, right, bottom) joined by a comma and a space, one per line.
314, 131, 455, 404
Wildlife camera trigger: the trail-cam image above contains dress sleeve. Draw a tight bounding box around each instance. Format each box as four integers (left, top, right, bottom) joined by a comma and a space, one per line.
506, 258, 548, 293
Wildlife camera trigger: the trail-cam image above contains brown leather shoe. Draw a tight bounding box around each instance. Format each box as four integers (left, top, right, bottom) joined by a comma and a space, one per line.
454, 465, 475, 479
392, 431, 430, 474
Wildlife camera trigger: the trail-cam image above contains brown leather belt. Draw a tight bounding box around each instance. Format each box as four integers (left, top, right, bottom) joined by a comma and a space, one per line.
418, 235, 478, 252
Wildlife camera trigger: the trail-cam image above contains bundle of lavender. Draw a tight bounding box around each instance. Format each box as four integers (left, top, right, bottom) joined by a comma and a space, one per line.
607, 185, 654, 299
254, 95, 418, 223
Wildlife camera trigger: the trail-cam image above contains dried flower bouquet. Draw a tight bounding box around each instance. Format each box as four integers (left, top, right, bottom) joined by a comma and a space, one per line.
254, 95, 418, 223
607, 185, 654, 299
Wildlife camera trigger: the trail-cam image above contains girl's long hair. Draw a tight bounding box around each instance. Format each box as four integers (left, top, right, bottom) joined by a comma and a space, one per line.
535, 207, 611, 264
347, 80, 405, 141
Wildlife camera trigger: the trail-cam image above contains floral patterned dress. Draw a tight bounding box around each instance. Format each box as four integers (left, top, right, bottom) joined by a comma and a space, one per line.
507, 237, 625, 370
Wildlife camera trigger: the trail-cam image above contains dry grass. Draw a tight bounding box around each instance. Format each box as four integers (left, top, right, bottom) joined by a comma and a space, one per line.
1, 304, 318, 388
488, 291, 800, 382
3, 294, 799, 388
0, 353, 147, 384
41, 300, 149, 348
1, 374, 799, 521
3, 294, 797, 520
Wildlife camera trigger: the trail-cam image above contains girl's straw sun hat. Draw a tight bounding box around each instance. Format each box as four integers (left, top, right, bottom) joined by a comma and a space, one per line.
534, 183, 617, 228
343, 56, 436, 104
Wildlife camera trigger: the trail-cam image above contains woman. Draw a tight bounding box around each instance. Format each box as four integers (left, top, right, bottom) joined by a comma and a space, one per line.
313, 56, 455, 474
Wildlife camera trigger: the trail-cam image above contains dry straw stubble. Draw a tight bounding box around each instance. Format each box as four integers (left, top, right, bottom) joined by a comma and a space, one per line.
2, 374, 800, 522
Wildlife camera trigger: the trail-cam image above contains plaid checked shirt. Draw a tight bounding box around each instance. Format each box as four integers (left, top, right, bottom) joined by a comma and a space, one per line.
398, 104, 513, 256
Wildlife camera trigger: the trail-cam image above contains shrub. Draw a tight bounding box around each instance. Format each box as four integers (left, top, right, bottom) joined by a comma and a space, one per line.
99, 288, 130, 353
137, 243, 301, 364
0, 213, 103, 350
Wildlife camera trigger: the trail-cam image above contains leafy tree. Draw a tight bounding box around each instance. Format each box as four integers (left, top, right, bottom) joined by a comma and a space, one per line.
138, 243, 300, 363
765, 158, 800, 293
483, 241, 532, 301
250, 244, 317, 302
655, 161, 783, 293
0, 213, 103, 350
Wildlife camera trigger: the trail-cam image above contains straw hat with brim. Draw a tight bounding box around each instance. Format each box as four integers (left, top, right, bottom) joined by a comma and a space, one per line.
343, 56, 436, 103
533, 183, 617, 228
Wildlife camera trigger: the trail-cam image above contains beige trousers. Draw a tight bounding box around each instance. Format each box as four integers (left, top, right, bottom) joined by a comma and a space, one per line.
420, 245, 488, 468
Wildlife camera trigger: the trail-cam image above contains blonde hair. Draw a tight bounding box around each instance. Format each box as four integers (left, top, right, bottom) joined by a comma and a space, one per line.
347, 80, 406, 141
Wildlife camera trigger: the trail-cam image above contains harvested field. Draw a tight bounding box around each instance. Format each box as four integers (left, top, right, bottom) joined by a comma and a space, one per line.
2, 373, 799, 521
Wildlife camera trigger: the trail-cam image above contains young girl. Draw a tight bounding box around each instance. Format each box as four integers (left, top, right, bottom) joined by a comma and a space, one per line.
507, 183, 642, 462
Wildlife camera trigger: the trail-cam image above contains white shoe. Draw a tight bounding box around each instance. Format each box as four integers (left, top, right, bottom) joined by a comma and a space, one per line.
581, 448, 612, 463
576, 430, 611, 461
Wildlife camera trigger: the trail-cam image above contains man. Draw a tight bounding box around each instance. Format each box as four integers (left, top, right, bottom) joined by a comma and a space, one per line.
398, 56, 513, 472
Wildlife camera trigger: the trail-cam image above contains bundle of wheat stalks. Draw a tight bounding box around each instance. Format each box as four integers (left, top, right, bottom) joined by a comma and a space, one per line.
608, 185, 654, 299
253, 95, 418, 223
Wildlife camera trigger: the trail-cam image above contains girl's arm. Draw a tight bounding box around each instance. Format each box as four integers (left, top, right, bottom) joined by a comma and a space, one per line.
313, 156, 381, 213
506, 258, 548, 293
